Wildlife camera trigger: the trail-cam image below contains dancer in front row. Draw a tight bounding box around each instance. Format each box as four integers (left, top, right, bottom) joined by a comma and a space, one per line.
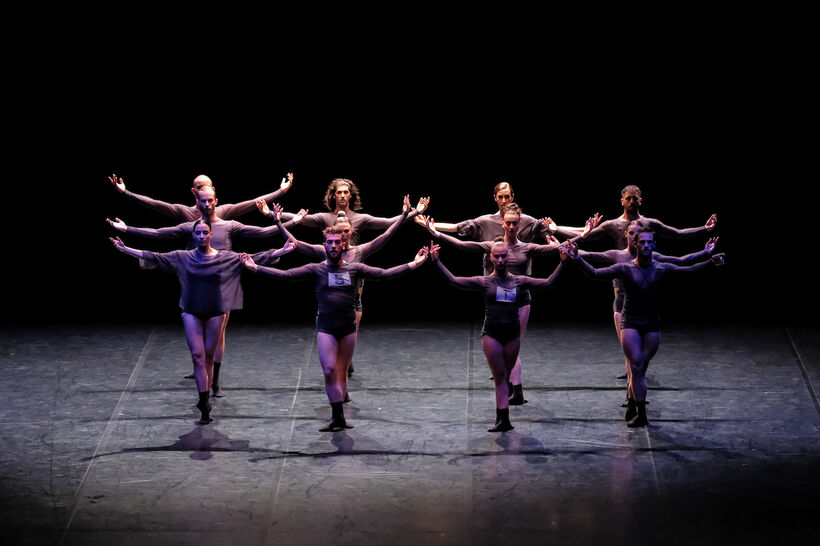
564, 228, 726, 427
421, 202, 562, 405
260, 194, 419, 381
241, 227, 429, 432
110, 219, 295, 424
429, 240, 568, 432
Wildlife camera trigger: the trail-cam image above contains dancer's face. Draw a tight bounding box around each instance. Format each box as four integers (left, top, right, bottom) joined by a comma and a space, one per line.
334, 220, 353, 248
324, 233, 344, 261
334, 184, 351, 210
196, 188, 218, 216
636, 232, 655, 257
502, 212, 520, 237
625, 223, 641, 251
490, 242, 509, 272
494, 187, 513, 210
621, 190, 642, 213
192, 223, 212, 249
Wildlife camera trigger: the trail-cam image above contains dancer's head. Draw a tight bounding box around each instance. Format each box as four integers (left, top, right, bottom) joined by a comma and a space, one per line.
195, 186, 218, 217
634, 227, 656, 258
322, 225, 346, 262
191, 174, 214, 197
625, 219, 648, 251
493, 181, 514, 211
489, 238, 509, 273
323, 178, 362, 212
620, 185, 642, 213
500, 202, 522, 239
192, 218, 213, 249
333, 211, 355, 248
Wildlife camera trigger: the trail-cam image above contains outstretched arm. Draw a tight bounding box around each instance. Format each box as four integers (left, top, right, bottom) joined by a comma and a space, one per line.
414, 215, 460, 232
564, 242, 622, 280
262, 203, 323, 259
520, 260, 566, 290
355, 195, 413, 259
109, 236, 148, 259
428, 242, 486, 290
655, 237, 719, 265
358, 246, 429, 279
220, 173, 294, 218
106, 217, 188, 240
649, 214, 718, 239
109, 174, 194, 220
241, 258, 315, 279
661, 253, 726, 274
419, 216, 489, 253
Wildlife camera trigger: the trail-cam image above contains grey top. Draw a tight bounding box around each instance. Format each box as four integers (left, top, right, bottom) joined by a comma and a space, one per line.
139, 248, 282, 315
436, 231, 560, 276
125, 217, 300, 251
573, 216, 709, 250
123, 186, 287, 222
280, 210, 409, 246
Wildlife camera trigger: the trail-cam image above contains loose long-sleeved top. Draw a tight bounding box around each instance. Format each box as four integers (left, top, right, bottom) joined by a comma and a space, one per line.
139, 248, 282, 315
456, 212, 552, 245
574, 217, 709, 250
254, 261, 413, 330
123, 187, 287, 222
125, 218, 299, 251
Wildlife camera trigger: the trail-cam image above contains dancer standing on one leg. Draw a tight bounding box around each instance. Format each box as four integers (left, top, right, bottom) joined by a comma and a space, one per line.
565, 229, 726, 427
420, 203, 561, 405
429, 240, 568, 432
109, 220, 295, 424
241, 227, 429, 432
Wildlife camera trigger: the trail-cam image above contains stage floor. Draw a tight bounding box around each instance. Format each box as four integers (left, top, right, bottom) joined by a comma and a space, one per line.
2, 320, 818, 546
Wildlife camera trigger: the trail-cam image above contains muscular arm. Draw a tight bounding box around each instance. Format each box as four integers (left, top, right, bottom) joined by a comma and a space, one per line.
251, 262, 316, 280
573, 255, 623, 280
647, 218, 709, 239
123, 223, 189, 240
271, 215, 324, 260
218, 187, 287, 219
576, 248, 623, 264
654, 249, 711, 265
355, 210, 409, 259
434, 231, 490, 253
230, 217, 301, 239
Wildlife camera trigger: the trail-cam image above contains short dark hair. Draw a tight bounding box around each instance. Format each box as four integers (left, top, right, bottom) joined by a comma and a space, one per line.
621, 185, 641, 197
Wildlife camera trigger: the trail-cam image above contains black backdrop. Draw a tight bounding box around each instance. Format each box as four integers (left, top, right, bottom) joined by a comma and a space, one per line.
6, 121, 812, 329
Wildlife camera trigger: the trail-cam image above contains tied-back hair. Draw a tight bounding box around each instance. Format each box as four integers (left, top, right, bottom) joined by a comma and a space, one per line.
501, 202, 523, 217
192, 218, 212, 231
323, 178, 363, 211
333, 211, 356, 232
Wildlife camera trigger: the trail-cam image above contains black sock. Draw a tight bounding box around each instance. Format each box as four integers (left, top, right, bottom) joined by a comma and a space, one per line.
212, 362, 221, 387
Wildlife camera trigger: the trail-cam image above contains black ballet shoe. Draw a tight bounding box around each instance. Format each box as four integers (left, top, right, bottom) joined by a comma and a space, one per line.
508, 384, 528, 406
196, 397, 213, 425
627, 402, 648, 428
617, 373, 628, 380
488, 408, 514, 432
211, 385, 225, 398
624, 399, 637, 422
343, 392, 351, 403
347, 364, 354, 376
184, 372, 195, 379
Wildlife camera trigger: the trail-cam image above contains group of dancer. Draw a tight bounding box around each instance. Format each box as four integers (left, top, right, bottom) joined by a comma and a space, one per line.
108, 173, 724, 431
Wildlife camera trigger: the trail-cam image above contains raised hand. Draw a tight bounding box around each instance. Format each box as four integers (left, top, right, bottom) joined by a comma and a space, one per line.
281, 238, 298, 254
412, 247, 428, 267
256, 199, 272, 216
106, 217, 127, 231
541, 217, 557, 232
705, 236, 719, 253
281, 173, 294, 192
711, 252, 726, 266
402, 194, 411, 214
416, 196, 430, 213
240, 253, 258, 271
429, 241, 441, 261
293, 208, 308, 223
271, 203, 283, 221
705, 213, 718, 231
109, 236, 126, 251
108, 173, 126, 193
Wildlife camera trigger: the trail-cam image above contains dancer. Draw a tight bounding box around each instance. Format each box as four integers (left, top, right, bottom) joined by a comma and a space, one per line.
108, 172, 294, 222
260, 195, 418, 380
565, 229, 726, 427
241, 226, 429, 432
429, 239, 567, 431
421, 202, 562, 405
579, 220, 719, 382
109, 220, 295, 424
274, 177, 429, 245
107, 186, 306, 394
569, 184, 717, 250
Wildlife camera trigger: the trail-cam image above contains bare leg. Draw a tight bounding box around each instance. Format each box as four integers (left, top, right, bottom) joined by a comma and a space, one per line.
317, 331, 357, 404
482, 335, 511, 409
614, 310, 629, 382
181, 313, 226, 423
620, 329, 660, 427
508, 304, 530, 385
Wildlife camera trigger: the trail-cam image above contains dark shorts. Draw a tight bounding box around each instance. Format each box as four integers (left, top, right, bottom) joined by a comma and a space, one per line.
481, 322, 520, 345
184, 311, 225, 322
318, 323, 358, 341
620, 315, 661, 333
